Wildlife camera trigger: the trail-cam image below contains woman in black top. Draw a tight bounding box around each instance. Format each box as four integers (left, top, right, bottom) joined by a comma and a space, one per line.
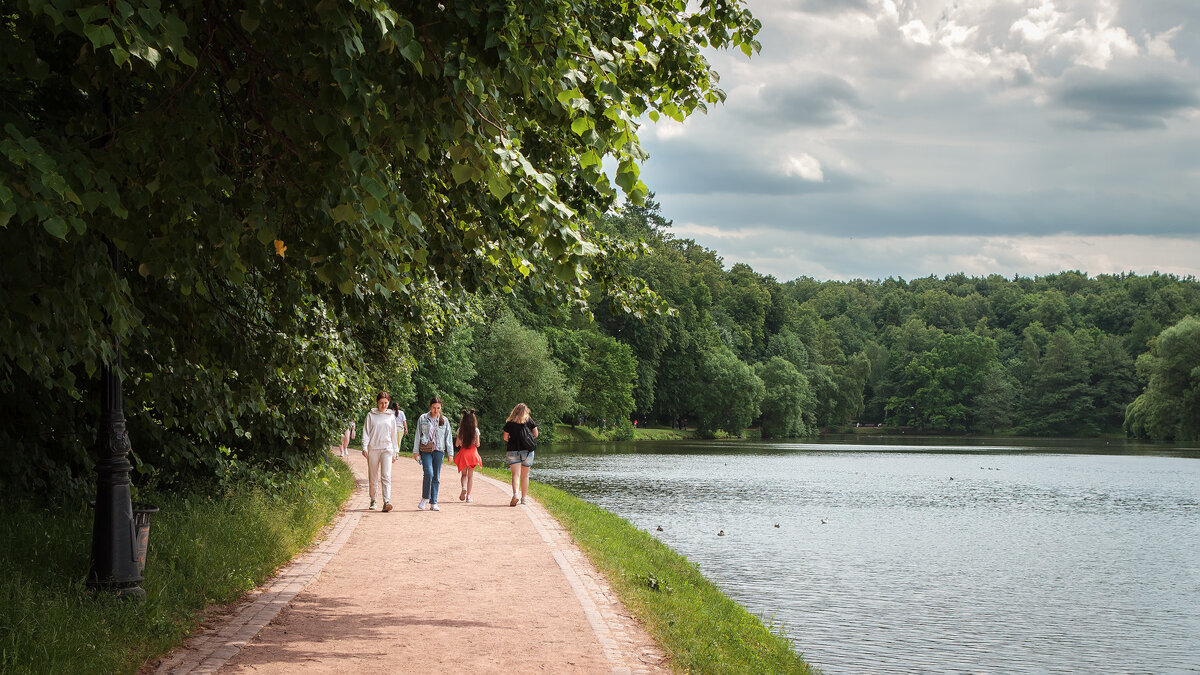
501, 402, 538, 507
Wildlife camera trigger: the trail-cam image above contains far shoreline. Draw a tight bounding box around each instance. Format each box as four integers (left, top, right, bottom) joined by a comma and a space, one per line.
547, 423, 1143, 445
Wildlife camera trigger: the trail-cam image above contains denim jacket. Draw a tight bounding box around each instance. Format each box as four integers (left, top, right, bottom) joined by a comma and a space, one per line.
414, 412, 455, 458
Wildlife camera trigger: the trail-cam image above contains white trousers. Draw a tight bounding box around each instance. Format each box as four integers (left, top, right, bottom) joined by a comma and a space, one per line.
367, 447, 395, 503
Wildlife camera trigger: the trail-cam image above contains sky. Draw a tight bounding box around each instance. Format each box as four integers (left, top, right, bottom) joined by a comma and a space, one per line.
637, 0, 1200, 282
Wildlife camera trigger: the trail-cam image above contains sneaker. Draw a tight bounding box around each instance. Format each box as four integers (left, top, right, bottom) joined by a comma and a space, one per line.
430, 503, 440, 511
369, 500, 377, 510
417, 499, 427, 510
459, 489, 467, 501
520, 497, 527, 505
382, 502, 393, 512
509, 495, 519, 507
466, 496, 473, 503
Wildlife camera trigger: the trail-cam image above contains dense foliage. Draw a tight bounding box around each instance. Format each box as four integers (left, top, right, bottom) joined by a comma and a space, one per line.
1124, 316, 1200, 441
0, 0, 761, 499
388, 200, 1199, 444
575, 201, 1200, 439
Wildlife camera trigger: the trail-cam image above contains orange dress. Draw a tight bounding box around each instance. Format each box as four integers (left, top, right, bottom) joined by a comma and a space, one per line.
454, 428, 482, 471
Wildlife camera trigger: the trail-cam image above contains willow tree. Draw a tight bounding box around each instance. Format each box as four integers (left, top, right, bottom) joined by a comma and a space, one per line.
1124, 316, 1200, 441
0, 0, 760, 494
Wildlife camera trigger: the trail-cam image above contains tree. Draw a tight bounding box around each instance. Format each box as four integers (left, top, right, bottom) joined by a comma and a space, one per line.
473, 314, 573, 441
887, 333, 997, 431
1019, 329, 1095, 435
411, 327, 477, 416
578, 332, 637, 425
692, 348, 763, 437
1125, 316, 1200, 441
756, 357, 815, 438
0, 1, 759, 495
974, 364, 1017, 434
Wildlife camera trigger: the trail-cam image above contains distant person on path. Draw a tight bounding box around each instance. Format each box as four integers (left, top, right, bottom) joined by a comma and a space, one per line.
339, 419, 355, 457
413, 396, 454, 511
389, 400, 408, 451
453, 409, 482, 502
361, 391, 399, 512
502, 403, 538, 507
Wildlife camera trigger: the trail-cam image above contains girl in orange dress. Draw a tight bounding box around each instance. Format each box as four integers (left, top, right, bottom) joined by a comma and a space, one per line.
454, 409, 483, 502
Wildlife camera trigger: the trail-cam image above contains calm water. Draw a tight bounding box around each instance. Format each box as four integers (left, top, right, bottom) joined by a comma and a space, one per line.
487, 436, 1200, 674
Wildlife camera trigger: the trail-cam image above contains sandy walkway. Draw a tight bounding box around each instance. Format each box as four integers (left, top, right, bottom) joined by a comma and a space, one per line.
152, 451, 667, 674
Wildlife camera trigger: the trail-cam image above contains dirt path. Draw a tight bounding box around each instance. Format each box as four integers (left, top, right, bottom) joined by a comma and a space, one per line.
152, 452, 667, 674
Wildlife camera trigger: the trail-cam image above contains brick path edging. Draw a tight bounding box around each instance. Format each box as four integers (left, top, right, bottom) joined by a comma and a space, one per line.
150, 471, 369, 674
477, 471, 668, 674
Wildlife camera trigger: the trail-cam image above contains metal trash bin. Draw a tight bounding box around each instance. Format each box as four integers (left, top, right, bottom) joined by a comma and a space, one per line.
131, 503, 159, 575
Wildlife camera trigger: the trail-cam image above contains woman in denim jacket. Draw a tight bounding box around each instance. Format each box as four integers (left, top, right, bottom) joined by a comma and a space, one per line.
412, 396, 455, 511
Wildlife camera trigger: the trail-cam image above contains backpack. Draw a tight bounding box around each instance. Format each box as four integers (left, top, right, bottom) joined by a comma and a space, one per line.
517, 420, 537, 452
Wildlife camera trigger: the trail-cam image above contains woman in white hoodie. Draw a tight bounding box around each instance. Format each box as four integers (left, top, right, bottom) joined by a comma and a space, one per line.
361, 391, 399, 512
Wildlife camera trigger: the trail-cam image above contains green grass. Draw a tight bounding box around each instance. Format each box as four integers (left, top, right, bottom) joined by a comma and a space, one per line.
553, 424, 698, 442
554, 424, 603, 442
481, 467, 817, 674
0, 458, 355, 674
632, 426, 690, 441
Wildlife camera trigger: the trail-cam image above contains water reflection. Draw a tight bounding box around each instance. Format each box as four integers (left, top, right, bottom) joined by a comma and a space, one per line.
486, 438, 1200, 674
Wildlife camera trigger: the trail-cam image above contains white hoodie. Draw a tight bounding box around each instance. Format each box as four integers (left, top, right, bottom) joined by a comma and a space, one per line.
361, 408, 398, 452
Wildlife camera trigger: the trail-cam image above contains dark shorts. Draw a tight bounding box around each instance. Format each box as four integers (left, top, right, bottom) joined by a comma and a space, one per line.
505, 450, 535, 467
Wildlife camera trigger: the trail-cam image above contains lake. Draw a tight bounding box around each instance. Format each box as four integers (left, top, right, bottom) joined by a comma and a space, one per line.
486, 436, 1200, 674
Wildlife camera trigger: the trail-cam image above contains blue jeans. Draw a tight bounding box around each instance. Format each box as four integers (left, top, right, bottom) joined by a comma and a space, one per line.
420, 451, 444, 503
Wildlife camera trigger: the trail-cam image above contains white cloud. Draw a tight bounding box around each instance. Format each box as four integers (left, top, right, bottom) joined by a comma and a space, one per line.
681, 230, 1200, 281
1145, 25, 1183, 60
636, 0, 1200, 281
900, 19, 933, 45
671, 222, 776, 240
783, 153, 826, 181
649, 118, 687, 140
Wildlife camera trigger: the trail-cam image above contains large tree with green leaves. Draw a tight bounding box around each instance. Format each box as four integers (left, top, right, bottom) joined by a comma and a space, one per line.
755, 356, 815, 438
472, 313, 573, 439
1125, 316, 1200, 441
0, 0, 760, 496
691, 346, 763, 437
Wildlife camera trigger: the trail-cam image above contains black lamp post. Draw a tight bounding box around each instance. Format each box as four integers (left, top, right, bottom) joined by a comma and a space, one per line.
87, 239, 146, 599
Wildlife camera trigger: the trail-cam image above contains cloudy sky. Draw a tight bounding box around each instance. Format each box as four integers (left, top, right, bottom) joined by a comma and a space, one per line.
637, 0, 1200, 281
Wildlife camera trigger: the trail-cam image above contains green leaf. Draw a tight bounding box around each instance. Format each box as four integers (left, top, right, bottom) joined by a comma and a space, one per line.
451, 164, 475, 185
43, 217, 68, 239
138, 6, 163, 27
84, 24, 117, 49
177, 49, 198, 68
331, 203, 357, 222
557, 88, 583, 104
240, 11, 260, 33
77, 6, 111, 23
571, 117, 592, 135
361, 177, 387, 200
487, 173, 511, 199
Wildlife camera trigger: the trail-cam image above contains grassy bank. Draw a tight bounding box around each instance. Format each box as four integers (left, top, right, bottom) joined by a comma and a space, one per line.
0, 458, 355, 674
553, 424, 700, 442
480, 467, 816, 674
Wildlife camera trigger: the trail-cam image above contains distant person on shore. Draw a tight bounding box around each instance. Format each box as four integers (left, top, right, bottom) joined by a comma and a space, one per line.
413, 396, 454, 511
361, 391, 399, 512
389, 400, 408, 451
339, 419, 355, 457
453, 409, 482, 502
502, 403, 538, 507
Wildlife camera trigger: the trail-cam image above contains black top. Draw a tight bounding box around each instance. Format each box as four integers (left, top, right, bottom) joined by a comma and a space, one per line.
503, 418, 538, 453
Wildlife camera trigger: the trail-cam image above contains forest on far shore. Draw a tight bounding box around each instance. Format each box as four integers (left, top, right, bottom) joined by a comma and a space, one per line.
449, 199, 1200, 444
